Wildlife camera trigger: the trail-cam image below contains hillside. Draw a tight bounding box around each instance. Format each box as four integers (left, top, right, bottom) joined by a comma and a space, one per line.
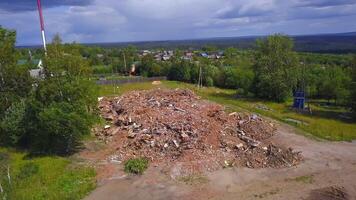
18, 32, 356, 53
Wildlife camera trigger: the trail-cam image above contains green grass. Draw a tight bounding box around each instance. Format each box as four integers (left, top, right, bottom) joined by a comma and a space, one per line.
98, 82, 156, 97
0, 148, 96, 200
98, 81, 356, 141
285, 175, 314, 184
294, 175, 314, 184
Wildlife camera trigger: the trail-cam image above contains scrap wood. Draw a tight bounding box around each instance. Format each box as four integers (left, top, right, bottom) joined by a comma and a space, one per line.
96, 89, 302, 175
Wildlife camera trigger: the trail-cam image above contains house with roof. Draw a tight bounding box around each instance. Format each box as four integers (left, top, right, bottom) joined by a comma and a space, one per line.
18, 58, 44, 78
29, 59, 44, 78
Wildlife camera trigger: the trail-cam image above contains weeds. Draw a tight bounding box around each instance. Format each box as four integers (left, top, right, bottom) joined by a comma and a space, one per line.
286, 175, 314, 184
124, 158, 149, 175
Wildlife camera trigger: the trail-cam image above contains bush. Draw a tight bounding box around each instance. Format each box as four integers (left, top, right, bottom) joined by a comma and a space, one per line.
167, 61, 192, 82
205, 77, 214, 87
26, 102, 94, 155
0, 100, 26, 146
92, 65, 113, 74
124, 158, 148, 174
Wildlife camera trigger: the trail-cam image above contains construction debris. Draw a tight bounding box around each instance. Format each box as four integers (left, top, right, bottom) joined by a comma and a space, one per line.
95, 89, 302, 175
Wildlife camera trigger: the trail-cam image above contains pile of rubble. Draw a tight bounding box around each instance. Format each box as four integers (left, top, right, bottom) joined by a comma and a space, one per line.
96, 89, 302, 173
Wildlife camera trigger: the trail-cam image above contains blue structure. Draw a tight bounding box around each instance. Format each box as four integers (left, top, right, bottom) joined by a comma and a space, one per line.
293, 91, 305, 109
200, 52, 208, 58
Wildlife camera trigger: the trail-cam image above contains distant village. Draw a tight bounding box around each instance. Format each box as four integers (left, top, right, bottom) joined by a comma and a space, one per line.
20, 48, 227, 78
138, 49, 225, 61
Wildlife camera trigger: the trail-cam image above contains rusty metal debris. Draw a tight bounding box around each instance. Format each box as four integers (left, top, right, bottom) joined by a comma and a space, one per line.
95, 89, 302, 173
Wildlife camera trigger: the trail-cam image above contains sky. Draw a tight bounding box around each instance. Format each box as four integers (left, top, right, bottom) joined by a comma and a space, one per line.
0, 0, 356, 46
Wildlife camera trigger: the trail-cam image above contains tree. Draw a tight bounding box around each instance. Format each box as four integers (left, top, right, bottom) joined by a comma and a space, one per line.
22, 35, 98, 154
0, 100, 26, 146
0, 27, 32, 119
167, 61, 192, 82
253, 34, 299, 102
224, 47, 238, 59
317, 66, 350, 104
0, 27, 31, 146
139, 54, 154, 76
351, 55, 356, 115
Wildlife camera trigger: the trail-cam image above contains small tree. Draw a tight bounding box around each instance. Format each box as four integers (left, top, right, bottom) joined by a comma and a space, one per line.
253, 34, 299, 102
318, 66, 350, 105
24, 35, 98, 154
0, 26, 32, 118
351, 55, 356, 116
0, 100, 26, 146
167, 61, 191, 82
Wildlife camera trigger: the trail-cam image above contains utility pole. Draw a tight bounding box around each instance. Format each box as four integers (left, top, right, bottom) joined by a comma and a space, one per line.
195, 61, 202, 89
36, 0, 47, 54
199, 65, 202, 88
123, 51, 127, 75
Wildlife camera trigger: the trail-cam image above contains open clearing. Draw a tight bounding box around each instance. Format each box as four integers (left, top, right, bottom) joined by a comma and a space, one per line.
79, 82, 356, 200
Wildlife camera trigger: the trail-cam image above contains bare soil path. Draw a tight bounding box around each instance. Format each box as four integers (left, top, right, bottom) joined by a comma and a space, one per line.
84, 122, 356, 200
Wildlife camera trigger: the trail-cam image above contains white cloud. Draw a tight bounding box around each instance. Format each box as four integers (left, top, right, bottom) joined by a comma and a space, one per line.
0, 0, 355, 45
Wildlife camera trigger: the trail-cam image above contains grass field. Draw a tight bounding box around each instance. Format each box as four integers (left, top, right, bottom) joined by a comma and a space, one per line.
98, 81, 356, 141
0, 148, 96, 200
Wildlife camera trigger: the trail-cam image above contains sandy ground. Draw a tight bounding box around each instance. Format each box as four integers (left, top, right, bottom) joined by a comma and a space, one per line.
84, 122, 356, 200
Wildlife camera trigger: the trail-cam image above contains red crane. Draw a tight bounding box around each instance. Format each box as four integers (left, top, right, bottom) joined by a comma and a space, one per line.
36, 0, 47, 54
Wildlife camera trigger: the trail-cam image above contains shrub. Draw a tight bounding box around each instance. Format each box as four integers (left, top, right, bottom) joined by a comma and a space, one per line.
92, 65, 113, 74
205, 77, 214, 87
124, 158, 148, 174
0, 100, 26, 146
25, 100, 96, 155
167, 61, 192, 82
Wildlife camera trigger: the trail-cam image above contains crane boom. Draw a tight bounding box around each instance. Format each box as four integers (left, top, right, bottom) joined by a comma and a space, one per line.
37, 0, 47, 53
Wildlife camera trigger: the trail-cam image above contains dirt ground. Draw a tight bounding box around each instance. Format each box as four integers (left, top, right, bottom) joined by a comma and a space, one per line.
83, 119, 356, 200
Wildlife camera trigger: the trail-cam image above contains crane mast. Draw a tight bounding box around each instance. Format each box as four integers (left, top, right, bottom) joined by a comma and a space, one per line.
36, 0, 47, 54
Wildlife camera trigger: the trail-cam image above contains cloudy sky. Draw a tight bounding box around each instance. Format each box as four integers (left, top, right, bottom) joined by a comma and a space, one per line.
1, 0, 356, 45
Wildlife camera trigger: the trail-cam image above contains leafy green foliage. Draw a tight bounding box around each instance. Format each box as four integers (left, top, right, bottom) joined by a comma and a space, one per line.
0, 26, 16, 67
21, 36, 98, 155
216, 66, 254, 93
124, 158, 149, 174
0, 28, 98, 155
0, 100, 26, 146
92, 65, 113, 74
317, 66, 350, 104
25, 102, 94, 154
351, 55, 356, 116
167, 61, 193, 82
253, 34, 299, 102
0, 26, 32, 118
